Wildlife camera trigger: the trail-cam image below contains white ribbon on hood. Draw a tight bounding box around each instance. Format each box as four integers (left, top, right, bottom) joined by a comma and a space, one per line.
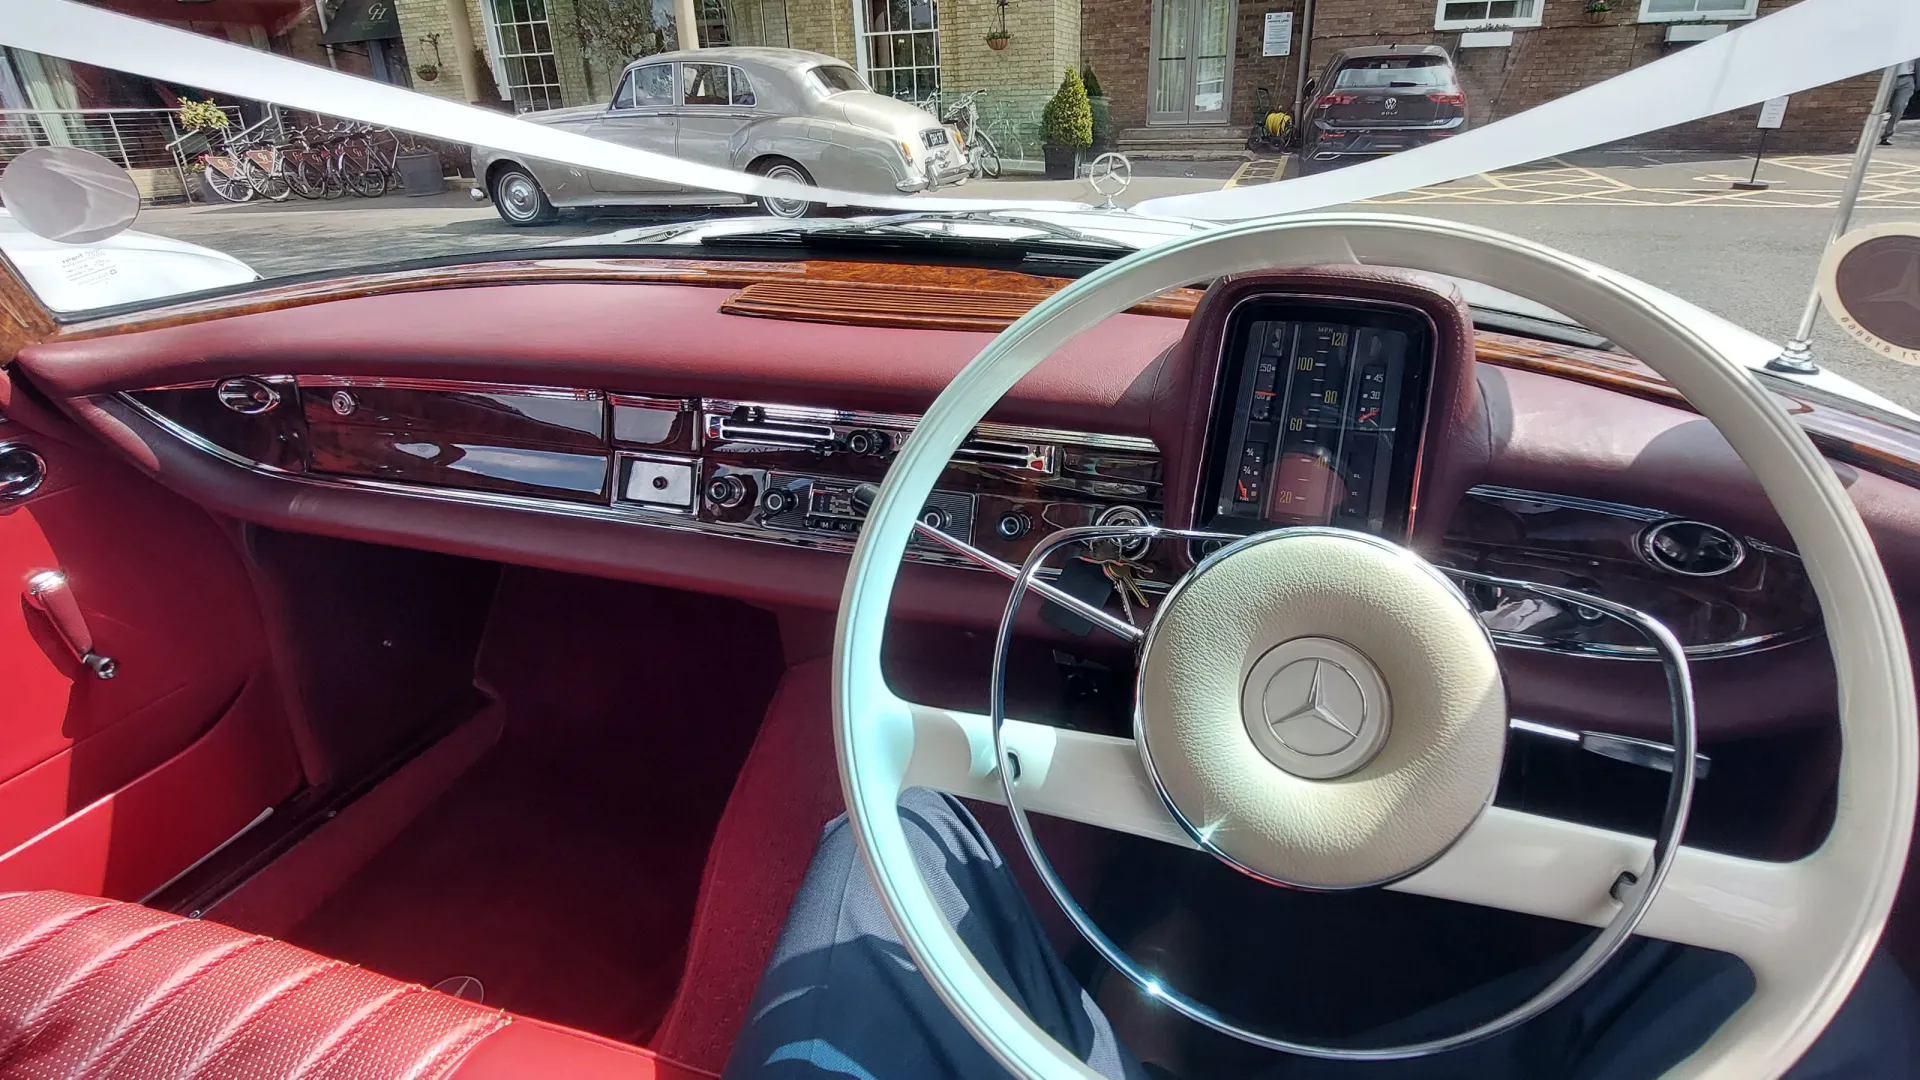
1, 0, 1917, 223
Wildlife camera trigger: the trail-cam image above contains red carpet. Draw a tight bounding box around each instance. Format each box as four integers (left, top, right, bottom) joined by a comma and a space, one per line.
278, 571, 784, 1044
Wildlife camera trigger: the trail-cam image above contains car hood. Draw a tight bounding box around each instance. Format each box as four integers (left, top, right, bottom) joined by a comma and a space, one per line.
824, 92, 945, 137
554, 206, 1916, 421
525, 102, 605, 129
0, 211, 258, 315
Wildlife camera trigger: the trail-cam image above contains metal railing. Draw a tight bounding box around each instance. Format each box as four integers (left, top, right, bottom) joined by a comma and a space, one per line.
0, 105, 262, 204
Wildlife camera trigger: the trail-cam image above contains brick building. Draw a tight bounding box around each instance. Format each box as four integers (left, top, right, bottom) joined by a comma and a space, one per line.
386, 0, 1080, 158
1083, 0, 1882, 154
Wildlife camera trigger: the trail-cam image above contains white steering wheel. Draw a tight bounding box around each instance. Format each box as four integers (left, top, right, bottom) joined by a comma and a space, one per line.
831, 214, 1916, 1078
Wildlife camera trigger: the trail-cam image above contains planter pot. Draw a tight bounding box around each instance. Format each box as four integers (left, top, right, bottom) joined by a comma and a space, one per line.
396, 150, 448, 196
1043, 146, 1080, 180
417, 70, 440, 82
1583, 10, 1609, 24
986, 36, 1009, 50
195, 168, 220, 204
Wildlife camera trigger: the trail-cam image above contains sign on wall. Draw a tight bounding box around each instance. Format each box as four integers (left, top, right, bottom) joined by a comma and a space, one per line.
1263, 12, 1293, 57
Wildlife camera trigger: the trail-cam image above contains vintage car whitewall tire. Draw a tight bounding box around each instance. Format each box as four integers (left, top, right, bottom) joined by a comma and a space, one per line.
833, 213, 1917, 1079
491, 164, 557, 227
755, 159, 824, 220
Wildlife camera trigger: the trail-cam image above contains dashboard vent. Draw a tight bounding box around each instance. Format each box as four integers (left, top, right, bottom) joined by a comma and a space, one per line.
953, 435, 1056, 475
705, 411, 836, 451
1639, 520, 1745, 577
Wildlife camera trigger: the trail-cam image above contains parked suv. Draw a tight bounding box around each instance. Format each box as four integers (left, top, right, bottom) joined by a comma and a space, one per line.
1298, 45, 1467, 174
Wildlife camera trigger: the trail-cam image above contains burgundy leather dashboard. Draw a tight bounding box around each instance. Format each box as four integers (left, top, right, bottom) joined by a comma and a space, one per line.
12, 268, 1913, 745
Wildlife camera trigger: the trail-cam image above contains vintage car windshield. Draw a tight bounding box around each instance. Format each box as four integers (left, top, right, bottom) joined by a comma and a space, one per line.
0, 2, 1915, 419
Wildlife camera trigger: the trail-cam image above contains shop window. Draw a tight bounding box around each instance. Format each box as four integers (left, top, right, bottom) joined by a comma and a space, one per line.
1433, 0, 1540, 29
482, 0, 564, 112
697, 0, 790, 47
1636, 0, 1757, 20
856, 0, 940, 106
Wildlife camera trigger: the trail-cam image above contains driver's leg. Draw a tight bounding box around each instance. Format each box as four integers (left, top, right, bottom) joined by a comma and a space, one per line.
721, 787, 1149, 1080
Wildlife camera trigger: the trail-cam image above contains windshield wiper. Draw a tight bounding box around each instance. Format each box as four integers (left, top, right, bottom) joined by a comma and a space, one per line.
699, 211, 1137, 261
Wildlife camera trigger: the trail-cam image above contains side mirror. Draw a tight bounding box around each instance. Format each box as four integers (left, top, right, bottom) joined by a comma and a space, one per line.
0, 147, 140, 244
1302, 77, 1319, 102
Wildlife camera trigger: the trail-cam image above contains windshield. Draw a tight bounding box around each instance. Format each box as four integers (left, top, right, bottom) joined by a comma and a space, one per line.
808, 64, 868, 94
0, 0, 1917, 420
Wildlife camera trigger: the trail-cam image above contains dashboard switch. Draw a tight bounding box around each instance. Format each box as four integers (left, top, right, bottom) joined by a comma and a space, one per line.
764, 488, 797, 515
995, 511, 1031, 540
705, 474, 748, 508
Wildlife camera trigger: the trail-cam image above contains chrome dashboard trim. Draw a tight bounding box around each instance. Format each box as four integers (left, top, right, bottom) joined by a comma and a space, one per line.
298, 376, 605, 400
115, 391, 1067, 579
701, 397, 1159, 453
1452, 485, 1816, 661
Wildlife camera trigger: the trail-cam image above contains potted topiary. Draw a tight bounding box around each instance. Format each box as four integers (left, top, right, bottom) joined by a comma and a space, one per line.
1040, 67, 1092, 180
1082, 65, 1113, 151
1582, 0, 1611, 24
985, 29, 1010, 50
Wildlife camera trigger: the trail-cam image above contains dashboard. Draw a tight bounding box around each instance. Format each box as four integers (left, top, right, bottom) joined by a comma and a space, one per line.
114, 282, 1817, 672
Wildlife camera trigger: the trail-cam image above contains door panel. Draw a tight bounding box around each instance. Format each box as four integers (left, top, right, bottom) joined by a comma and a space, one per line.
676, 63, 754, 171
0, 396, 299, 894
591, 63, 680, 194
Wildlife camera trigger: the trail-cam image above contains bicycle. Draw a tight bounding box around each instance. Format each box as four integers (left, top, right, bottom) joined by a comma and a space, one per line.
941, 90, 1000, 179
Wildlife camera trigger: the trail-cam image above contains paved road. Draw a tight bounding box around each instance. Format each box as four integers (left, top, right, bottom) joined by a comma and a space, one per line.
130, 133, 1920, 412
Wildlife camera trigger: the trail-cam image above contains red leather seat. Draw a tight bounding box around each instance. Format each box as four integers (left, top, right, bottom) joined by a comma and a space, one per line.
0, 891, 711, 1079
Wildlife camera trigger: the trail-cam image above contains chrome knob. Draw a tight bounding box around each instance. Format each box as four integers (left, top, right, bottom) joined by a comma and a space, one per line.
330, 390, 358, 417
706, 473, 748, 508
0, 442, 46, 501
215, 377, 280, 415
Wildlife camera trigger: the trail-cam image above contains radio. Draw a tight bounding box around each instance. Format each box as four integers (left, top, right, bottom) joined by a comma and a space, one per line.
758, 472, 975, 549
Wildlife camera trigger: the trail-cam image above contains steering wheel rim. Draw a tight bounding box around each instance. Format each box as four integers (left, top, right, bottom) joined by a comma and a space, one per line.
832, 213, 1916, 1079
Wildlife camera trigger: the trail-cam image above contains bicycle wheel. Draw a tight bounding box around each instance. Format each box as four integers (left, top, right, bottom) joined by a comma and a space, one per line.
289, 154, 326, 199
243, 155, 291, 202
203, 160, 253, 203
978, 135, 1002, 180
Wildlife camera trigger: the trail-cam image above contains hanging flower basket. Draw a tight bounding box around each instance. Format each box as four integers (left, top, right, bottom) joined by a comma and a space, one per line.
416, 63, 441, 82
986, 32, 1011, 50
1582, 0, 1612, 24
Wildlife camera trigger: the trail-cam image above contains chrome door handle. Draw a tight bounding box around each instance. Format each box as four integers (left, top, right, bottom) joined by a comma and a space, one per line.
0, 442, 46, 501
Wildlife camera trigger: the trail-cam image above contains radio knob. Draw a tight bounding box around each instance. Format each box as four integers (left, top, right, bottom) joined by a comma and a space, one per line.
846, 429, 876, 455
994, 511, 1031, 540
918, 505, 953, 532
763, 488, 797, 515
706, 474, 747, 508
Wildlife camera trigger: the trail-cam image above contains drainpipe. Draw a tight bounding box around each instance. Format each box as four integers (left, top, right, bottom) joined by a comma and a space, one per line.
677, 0, 700, 50
446, 0, 483, 103
1291, 0, 1315, 119
313, 0, 339, 69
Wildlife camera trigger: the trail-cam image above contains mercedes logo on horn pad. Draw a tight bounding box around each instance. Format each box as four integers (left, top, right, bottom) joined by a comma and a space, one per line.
1241, 638, 1391, 780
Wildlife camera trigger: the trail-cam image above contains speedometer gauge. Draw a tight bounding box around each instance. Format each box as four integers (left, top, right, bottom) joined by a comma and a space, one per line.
1203, 302, 1433, 540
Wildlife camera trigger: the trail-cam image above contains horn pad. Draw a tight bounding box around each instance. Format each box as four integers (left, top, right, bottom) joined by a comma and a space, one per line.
1136, 530, 1507, 889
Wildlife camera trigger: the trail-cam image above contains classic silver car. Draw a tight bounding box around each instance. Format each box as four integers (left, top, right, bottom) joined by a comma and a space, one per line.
470, 47, 970, 224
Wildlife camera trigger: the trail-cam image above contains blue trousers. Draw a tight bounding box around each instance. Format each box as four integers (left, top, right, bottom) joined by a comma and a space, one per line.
724, 790, 1920, 1079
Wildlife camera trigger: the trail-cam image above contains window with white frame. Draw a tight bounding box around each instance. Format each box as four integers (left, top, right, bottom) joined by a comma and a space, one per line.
1433, 0, 1540, 29
481, 0, 564, 112
1636, 0, 1757, 21
857, 0, 940, 105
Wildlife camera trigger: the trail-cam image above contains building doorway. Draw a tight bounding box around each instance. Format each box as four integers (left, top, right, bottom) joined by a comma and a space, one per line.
1147, 0, 1234, 125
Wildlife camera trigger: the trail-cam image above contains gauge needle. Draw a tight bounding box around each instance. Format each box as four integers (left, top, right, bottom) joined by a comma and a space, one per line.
1237, 480, 1251, 500
1356, 407, 1380, 425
